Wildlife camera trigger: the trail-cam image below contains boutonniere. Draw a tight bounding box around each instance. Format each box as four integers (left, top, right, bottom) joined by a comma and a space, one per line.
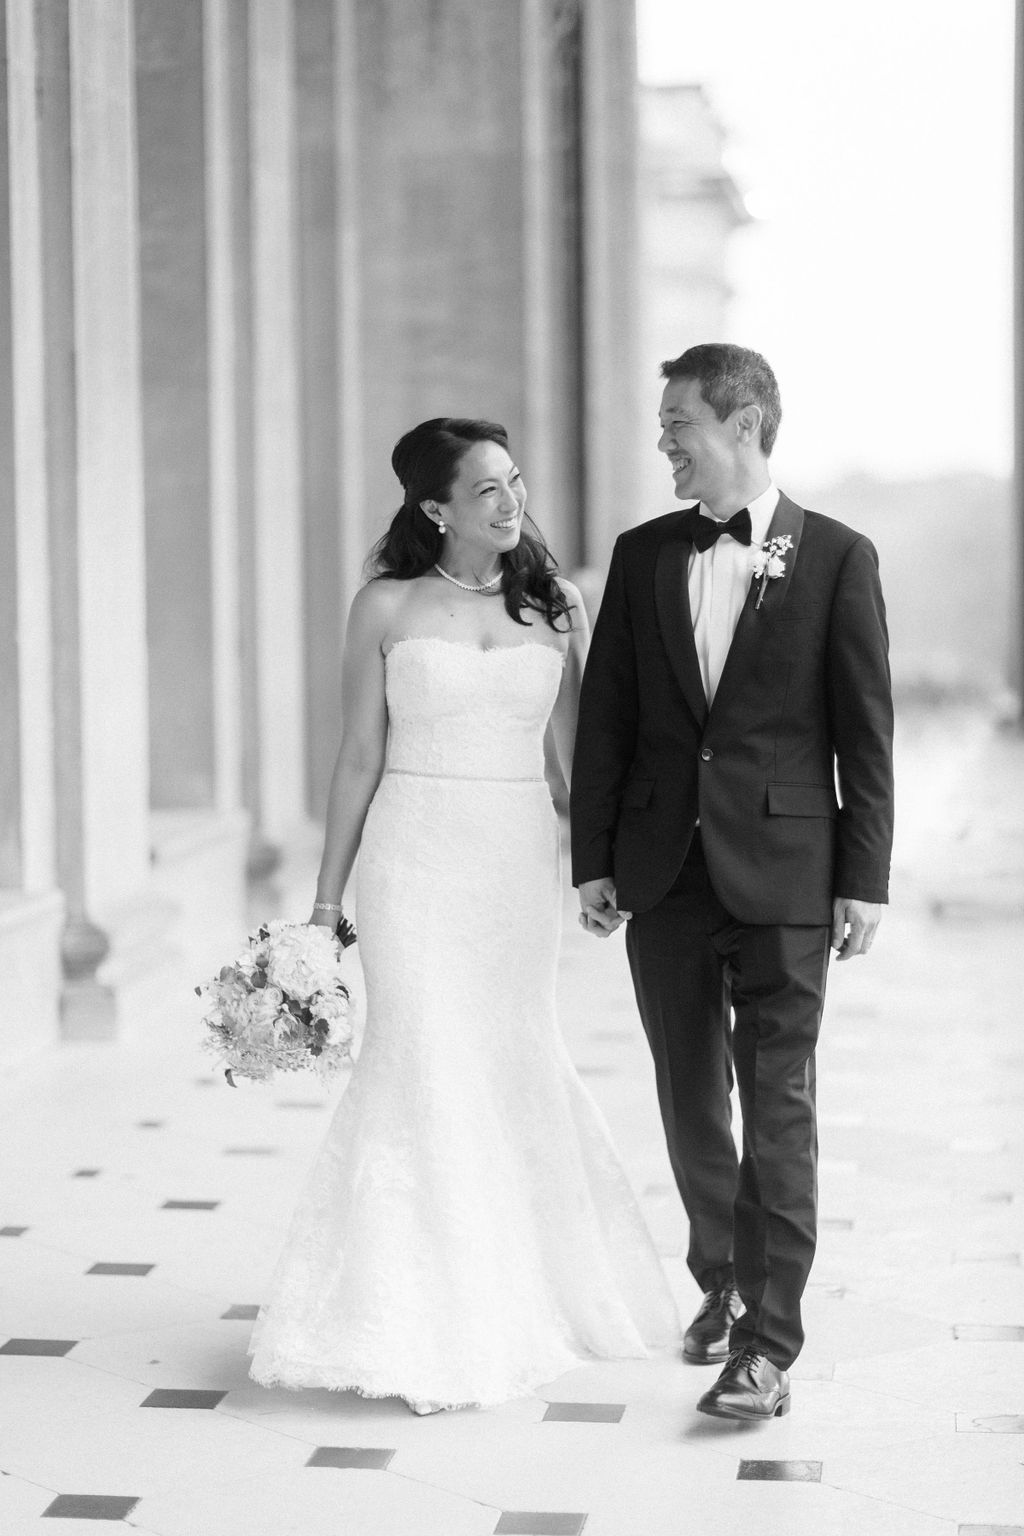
751, 535, 794, 609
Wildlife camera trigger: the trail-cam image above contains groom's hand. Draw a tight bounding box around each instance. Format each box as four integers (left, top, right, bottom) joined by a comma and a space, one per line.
578, 878, 632, 937
832, 897, 884, 960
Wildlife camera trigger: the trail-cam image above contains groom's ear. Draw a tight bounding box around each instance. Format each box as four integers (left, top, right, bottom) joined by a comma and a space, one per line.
735, 403, 763, 446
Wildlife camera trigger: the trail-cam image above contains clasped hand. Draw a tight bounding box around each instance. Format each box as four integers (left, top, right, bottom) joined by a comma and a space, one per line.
577, 877, 632, 937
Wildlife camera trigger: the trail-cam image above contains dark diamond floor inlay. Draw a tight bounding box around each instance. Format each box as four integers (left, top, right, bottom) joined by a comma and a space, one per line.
954, 1324, 1024, 1342
543, 1402, 625, 1423
223, 1146, 278, 1155
306, 1446, 395, 1469
87, 1263, 154, 1276
0, 1337, 77, 1356
141, 1388, 226, 1409
162, 1199, 220, 1210
738, 1460, 822, 1482
0, 1225, 27, 1236
222, 1304, 260, 1320
42, 1494, 139, 1520
820, 1217, 854, 1230
495, 1517, 587, 1536
137, 1119, 164, 1128
73, 1168, 100, 1178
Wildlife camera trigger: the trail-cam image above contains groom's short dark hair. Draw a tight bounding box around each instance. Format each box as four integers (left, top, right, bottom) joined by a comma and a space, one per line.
660, 343, 782, 457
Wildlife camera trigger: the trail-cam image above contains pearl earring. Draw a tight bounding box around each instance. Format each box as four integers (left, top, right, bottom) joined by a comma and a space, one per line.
437, 518, 447, 535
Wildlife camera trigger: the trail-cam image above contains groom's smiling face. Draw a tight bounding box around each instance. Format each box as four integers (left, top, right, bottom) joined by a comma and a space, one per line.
658, 376, 745, 512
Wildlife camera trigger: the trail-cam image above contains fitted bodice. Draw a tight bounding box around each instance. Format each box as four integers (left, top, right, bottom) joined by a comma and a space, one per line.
383, 637, 564, 780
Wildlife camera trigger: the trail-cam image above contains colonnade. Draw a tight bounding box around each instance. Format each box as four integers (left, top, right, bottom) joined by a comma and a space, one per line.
0, 0, 640, 1061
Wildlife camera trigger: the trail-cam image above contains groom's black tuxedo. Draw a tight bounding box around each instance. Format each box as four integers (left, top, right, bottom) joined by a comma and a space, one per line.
570, 491, 894, 1370
571, 492, 893, 923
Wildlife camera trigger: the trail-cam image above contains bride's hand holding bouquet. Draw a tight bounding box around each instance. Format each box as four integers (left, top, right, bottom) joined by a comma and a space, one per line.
196, 909, 357, 1086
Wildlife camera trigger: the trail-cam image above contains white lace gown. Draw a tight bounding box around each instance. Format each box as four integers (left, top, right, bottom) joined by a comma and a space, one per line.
248, 637, 680, 1407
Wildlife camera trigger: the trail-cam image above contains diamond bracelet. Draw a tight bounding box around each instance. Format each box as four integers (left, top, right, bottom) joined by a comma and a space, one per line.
313, 901, 344, 913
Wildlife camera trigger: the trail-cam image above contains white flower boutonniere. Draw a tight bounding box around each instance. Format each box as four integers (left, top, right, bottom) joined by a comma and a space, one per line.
751, 535, 794, 609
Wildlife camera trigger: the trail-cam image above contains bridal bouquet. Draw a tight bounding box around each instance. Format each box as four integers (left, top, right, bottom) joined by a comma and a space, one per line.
197, 919, 357, 1085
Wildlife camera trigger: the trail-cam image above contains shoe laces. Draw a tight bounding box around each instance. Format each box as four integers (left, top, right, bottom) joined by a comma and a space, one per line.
725, 1344, 765, 1373
698, 1282, 737, 1318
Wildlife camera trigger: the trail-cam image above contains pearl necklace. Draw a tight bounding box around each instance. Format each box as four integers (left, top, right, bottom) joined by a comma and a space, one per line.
433, 562, 502, 593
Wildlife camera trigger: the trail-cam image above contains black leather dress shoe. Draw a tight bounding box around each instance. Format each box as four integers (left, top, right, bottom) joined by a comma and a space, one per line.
682, 1283, 743, 1364
697, 1345, 791, 1420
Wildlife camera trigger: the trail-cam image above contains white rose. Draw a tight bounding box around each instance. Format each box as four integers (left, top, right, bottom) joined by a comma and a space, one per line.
314, 989, 348, 1021
325, 1013, 353, 1047
751, 550, 767, 578
766, 554, 786, 579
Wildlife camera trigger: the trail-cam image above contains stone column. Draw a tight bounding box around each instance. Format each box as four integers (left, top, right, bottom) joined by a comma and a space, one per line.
0, 0, 20, 890
58, 0, 179, 1034
352, 0, 530, 535
135, 0, 215, 813
579, 0, 640, 572
0, 0, 65, 1062
296, 0, 343, 819
135, 0, 249, 972
204, 0, 246, 821
249, 0, 307, 846
519, 0, 566, 559
334, 0, 365, 609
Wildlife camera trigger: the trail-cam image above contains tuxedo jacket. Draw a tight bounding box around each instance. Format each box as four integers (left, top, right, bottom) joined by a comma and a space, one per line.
570, 492, 894, 925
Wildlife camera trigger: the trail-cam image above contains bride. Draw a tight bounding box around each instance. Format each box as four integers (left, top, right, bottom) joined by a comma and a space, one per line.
248, 417, 680, 1412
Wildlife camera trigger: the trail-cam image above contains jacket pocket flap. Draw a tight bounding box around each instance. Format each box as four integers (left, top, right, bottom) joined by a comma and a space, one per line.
767, 782, 838, 818
621, 776, 655, 809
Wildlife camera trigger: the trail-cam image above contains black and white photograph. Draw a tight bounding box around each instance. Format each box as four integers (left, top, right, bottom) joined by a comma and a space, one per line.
0, 1, 1020, 1532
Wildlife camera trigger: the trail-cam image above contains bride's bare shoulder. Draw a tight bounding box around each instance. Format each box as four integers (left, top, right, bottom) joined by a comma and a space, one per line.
348, 575, 434, 652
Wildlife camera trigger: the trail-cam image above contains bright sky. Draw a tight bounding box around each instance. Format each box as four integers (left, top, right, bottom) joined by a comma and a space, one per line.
637, 0, 1016, 485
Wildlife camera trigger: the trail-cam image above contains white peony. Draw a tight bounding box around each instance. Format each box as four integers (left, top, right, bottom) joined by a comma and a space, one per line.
265, 922, 342, 1001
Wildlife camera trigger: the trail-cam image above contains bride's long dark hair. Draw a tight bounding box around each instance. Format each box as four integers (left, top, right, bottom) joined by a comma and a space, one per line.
369, 417, 573, 631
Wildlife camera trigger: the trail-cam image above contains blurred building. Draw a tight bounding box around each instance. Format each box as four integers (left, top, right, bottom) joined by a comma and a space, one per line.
637, 82, 748, 521
0, 0, 641, 1063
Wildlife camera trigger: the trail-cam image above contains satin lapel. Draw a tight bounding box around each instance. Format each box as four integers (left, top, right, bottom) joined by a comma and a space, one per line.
654, 523, 708, 729
709, 493, 806, 720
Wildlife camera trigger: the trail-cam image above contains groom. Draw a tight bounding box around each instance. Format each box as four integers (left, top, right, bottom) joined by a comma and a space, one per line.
571, 343, 893, 1420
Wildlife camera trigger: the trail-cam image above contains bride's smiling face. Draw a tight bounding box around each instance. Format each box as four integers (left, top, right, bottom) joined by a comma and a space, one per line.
427, 441, 527, 558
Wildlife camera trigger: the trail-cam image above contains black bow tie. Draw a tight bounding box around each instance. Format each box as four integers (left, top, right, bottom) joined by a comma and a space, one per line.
683, 505, 752, 552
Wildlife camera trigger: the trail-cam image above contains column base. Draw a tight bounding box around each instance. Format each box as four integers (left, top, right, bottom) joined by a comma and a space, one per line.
0, 890, 65, 1065
149, 807, 251, 978
61, 976, 118, 1041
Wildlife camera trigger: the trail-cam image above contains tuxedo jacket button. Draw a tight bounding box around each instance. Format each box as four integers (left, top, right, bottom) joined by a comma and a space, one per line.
700, 747, 713, 761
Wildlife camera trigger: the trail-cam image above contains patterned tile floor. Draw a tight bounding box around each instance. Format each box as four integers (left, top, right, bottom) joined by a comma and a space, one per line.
1, 706, 1022, 1535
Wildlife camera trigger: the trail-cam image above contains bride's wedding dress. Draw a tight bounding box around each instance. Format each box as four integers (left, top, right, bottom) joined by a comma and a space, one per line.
248, 637, 679, 1408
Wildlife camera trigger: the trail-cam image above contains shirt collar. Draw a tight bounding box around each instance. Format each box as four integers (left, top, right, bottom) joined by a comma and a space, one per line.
697, 482, 779, 545
747, 482, 779, 546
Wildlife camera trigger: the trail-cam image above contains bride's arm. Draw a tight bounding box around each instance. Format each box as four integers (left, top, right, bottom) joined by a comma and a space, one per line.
549, 578, 590, 794
309, 582, 394, 927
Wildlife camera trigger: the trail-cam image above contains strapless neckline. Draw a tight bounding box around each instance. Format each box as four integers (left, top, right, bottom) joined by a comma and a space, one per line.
386, 635, 565, 667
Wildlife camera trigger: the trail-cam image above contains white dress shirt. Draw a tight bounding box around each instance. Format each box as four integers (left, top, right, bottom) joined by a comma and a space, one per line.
688, 482, 779, 706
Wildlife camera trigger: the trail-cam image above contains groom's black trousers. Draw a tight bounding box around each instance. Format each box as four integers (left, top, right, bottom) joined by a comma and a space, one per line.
624, 830, 831, 1370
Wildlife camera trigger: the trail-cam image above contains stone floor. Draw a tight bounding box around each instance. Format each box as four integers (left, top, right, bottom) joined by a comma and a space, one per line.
1, 705, 1022, 1535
